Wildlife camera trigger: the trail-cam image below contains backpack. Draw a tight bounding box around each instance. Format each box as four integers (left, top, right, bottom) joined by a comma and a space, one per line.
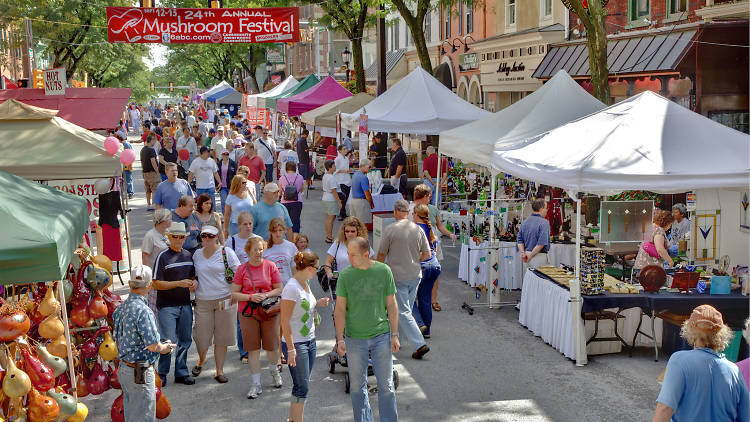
283, 174, 300, 202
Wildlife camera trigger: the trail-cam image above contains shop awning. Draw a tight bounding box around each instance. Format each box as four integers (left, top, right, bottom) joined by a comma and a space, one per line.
0, 87, 132, 130
533, 26, 698, 79
0, 169, 89, 283
366, 49, 406, 80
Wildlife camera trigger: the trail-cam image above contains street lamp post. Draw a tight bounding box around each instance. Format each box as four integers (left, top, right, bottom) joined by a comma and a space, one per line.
265, 61, 272, 87
341, 47, 351, 82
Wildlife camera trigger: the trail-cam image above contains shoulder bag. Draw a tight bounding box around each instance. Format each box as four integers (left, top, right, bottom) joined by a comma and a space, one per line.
316, 242, 339, 293
221, 247, 235, 284
239, 262, 280, 321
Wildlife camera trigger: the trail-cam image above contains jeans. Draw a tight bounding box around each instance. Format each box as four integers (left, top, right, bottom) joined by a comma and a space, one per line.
237, 316, 247, 359
265, 164, 274, 182
281, 339, 316, 402
283, 201, 303, 233
413, 258, 441, 334
118, 363, 156, 422
394, 278, 426, 350
668, 244, 679, 257
160, 173, 167, 181
338, 184, 351, 219
195, 188, 216, 210
424, 178, 439, 205
157, 305, 193, 378
125, 170, 134, 195
219, 187, 229, 213
345, 333, 398, 422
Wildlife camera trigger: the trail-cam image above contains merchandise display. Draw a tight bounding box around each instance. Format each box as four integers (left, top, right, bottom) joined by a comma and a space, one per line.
580, 248, 606, 295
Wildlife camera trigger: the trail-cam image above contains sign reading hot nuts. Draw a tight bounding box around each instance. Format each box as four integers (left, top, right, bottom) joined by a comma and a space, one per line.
106, 7, 300, 44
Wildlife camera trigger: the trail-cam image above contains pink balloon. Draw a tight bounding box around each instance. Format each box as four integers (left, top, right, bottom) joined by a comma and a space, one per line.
104, 137, 119, 155
120, 149, 136, 166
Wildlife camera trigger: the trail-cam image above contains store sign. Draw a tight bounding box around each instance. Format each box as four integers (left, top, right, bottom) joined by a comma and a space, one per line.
106, 7, 300, 43
43, 68, 66, 96
266, 43, 285, 64
45, 179, 100, 229
495, 61, 527, 82
458, 53, 478, 71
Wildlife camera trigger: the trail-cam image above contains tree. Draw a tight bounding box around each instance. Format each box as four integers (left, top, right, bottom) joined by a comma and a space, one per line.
307, 0, 380, 93
561, 0, 610, 103
388, 0, 433, 73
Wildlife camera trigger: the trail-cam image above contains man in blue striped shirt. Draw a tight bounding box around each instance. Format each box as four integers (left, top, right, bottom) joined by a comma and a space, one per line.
517, 198, 551, 268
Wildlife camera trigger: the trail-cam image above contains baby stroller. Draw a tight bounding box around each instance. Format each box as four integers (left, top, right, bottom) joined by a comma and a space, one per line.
318, 275, 399, 394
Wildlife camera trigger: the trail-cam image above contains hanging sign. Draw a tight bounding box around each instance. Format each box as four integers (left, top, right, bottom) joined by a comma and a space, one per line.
458, 53, 478, 71
266, 43, 286, 64
43, 68, 66, 96
106, 7, 300, 43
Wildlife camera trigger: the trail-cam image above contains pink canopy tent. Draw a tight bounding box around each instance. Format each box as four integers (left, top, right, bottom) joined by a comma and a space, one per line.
276, 76, 352, 117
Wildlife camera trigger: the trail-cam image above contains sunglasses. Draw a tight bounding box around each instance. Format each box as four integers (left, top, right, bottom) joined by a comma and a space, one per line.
200, 233, 217, 239
168, 235, 186, 239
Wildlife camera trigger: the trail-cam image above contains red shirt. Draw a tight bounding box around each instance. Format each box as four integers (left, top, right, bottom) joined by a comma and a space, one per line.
423, 153, 448, 179
238, 155, 265, 183
325, 145, 337, 161
141, 131, 161, 144
233, 260, 282, 312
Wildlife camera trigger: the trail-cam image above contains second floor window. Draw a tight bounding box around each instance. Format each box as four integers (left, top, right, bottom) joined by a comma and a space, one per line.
629, 0, 650, 22
395, 22, 400, 50
425, 12, 432, 43
458, 1, 463, 35
541, 0, 552, 18
444, 7, 451, 39
467, 1, 473, 33
506, 0, 516, 27
669, 0, 687, 16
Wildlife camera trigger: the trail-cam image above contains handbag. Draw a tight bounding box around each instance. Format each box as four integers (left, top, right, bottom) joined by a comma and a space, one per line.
317, 242, 339, 294
240, 262, 280, 321
221, 247, 234, 284
641, 241, 660, 258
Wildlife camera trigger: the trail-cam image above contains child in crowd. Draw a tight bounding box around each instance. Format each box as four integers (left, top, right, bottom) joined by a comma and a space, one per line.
294, 233, 311, 253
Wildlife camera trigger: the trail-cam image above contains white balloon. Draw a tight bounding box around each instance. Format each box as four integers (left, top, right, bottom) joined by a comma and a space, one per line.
94, 178, 111, 195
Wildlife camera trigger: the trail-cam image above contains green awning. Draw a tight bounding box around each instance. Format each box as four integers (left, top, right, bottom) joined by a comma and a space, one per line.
0, 170, 89, 284
264, 74, 320, 111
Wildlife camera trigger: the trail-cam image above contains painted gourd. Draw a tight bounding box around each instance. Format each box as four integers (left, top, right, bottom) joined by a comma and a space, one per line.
2, 352, 31, 398
87, 293, 108, 321
110, 393, 124, 422
46, 389, 77, 421
37, 286, 59, 317
67, 402, 88, 422
155, 386, 171, 419
108, 366, 121, 390
0, 311, 30, 342
69, 302, 91, 328
37, 314, 64, 340
87, 362, 109, 395
61, 279, 73, 304
98, 331, 117, 362
26, 388, 59, 422
85, 267, 111, 291
35, 345, 66, 378
20, 349, 54, 392
47, 336, 68, 359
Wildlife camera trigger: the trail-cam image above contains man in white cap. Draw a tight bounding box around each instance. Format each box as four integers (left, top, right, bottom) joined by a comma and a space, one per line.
211, 126, 228, 160
113, 265, 176, 422
250, 182, 293, 240
152, 222, 198, 386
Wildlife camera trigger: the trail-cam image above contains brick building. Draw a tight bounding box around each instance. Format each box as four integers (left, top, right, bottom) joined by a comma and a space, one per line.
0, 23, 27, 84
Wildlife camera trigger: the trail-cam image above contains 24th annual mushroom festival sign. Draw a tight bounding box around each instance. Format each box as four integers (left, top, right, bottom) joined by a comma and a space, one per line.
106, 7, 300, 43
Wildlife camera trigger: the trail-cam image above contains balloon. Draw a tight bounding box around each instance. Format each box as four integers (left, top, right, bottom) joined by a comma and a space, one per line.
120, 149, 136, 166
94, 179, 111, 195
103, 137, 119, 155
178, 149, 190, 161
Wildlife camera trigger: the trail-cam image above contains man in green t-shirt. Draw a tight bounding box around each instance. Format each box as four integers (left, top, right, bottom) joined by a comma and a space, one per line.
335, 237, 400, 422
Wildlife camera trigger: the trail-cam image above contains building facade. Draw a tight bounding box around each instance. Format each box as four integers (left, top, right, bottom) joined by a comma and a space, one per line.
0, 23, 28, 83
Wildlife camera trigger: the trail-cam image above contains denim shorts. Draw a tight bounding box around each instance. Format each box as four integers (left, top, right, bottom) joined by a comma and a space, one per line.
282, 338, 317, 402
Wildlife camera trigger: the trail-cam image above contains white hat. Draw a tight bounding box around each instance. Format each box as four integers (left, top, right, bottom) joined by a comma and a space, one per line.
263, 182, 280, 193
200, 225, 219, 236
130, 265, 152, 289
166, 222, 187, 235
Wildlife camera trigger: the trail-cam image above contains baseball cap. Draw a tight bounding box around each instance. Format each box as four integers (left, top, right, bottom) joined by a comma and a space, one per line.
209, 128, 216, 134
217, 126, 225, 131
200, 225, 219, 236
130, 265, 152, 289
688, 305, 724, 332
254, 125, 263, 130
221, 149, 230, 155
394, 199, 410, 213
264, 182, 280, 193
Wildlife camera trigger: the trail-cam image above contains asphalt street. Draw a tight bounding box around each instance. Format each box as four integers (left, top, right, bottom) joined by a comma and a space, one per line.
85, 141, 664, 422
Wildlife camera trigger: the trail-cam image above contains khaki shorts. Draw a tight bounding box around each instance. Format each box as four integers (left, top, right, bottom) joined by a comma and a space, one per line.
143, 171, 161, 195
350, 198, 372, 224
323, 200, 339, 216
238, 313, 280, 352
192, 297, 237, 352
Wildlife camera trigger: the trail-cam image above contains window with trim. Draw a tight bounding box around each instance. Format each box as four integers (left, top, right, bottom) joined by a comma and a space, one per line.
628, 0, 650, 23
541, 0, 552, 19
668, 0, 687, 17
444, 6, 451, 39
395, 22, 400, 50
506, 0, 516, 27
467, 1, 473, 33
458, 1, 463, 35
425, 12, 431, 43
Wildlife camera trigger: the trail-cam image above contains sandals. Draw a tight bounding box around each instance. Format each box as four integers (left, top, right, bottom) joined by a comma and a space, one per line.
432, 302, 442, 312
325, 237, 334, 244
191, 365, 202, 377
214, 374, 229, 383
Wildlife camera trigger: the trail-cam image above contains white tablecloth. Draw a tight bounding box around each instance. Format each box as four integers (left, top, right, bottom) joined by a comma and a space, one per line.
548, 243, 577, 268
519, 270, 663, 360
458, 240, 523, 289
371, 193, 402, 213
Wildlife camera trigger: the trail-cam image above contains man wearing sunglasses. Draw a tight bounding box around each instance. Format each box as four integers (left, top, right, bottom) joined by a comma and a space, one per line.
153, 222, 198, 386
171, 196, 203, 255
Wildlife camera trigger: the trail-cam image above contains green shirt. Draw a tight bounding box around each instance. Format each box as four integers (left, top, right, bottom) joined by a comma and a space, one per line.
204, 136, 212, 148
335, 261, 396, 339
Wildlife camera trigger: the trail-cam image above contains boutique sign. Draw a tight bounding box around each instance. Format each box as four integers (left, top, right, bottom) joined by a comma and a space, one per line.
496, 61, 528, 82
106, 7, 300, 44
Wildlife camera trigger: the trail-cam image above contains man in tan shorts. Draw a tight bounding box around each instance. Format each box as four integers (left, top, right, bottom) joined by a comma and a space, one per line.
141, 134, 161, 211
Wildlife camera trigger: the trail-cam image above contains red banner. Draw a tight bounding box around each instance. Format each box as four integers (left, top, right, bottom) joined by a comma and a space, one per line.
246, 106, 271, 127
106, 7, 299, 44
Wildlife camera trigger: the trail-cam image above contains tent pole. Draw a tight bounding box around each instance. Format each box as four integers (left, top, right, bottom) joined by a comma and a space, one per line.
488, 169, 496, 308
435, 151, 442, 207
57, 280, 78, 400
572, 197, 587, 366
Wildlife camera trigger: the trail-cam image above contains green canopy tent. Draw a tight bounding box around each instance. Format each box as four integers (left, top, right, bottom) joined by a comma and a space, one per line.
263, 74, 320, 111
0, 170, 89, 284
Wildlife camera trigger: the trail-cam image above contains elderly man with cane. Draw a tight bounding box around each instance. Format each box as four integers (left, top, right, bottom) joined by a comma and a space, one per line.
113, 266, 176, 422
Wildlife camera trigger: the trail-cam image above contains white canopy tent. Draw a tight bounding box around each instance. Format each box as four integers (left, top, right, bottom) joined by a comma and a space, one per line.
440, 70, 606, 168
341, 67, 490, 135
201, 81, 234, 100
492, 90, 750, 366
215, 91, 243, 107
248, 76, 299, 109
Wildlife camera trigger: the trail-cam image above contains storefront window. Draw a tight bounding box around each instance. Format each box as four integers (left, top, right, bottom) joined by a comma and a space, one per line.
629, 0, 650, 23
709, 111, 750, 134
668, 0, 687, 17
506, 0, 516, 27
541, 0, 553, 19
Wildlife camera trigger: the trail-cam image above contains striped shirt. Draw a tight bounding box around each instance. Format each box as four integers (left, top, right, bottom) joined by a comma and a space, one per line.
153, 248, 194, 308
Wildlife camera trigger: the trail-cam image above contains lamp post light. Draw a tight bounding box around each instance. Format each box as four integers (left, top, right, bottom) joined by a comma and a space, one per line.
341, 47, 351, 82
265, 61, 272, 86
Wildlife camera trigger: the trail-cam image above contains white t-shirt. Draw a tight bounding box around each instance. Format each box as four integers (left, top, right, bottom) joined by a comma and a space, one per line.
334, 154, 351, 187
229, 233, 262, 264
281, 277, 317, 343
188, 157, 218, 189
263, 240, 298, 284
327, 241, 374, 272
207, 109, 215, 122
141, 228, 168, 270
255, 138, 277, 165
176, 136, 197, 156
192, 247, 240, 301
186, 115, 196, 128
211, 135, 228, 155
277, 150, 299, 170
322, 173, 338, 202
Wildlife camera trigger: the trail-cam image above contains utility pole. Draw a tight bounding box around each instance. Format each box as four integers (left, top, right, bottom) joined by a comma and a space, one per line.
376, 2, 386, 95
24, 18, 34, 78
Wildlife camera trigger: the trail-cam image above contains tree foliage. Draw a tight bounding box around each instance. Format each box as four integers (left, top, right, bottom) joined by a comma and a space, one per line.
562, 0, 610, 103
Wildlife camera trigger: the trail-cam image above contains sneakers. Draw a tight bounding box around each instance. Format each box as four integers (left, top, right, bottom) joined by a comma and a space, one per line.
270, 368, 283, 388
147, 205, 155, 211
412, 345, 430, 360
174, 376, 195, 385
247, 383, 262, 399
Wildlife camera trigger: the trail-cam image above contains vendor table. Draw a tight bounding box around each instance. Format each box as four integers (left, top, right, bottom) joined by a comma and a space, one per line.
519, 269, 749, 361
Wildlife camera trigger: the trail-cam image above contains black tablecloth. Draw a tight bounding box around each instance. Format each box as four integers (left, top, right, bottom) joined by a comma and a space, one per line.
532, 270, 749, 329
